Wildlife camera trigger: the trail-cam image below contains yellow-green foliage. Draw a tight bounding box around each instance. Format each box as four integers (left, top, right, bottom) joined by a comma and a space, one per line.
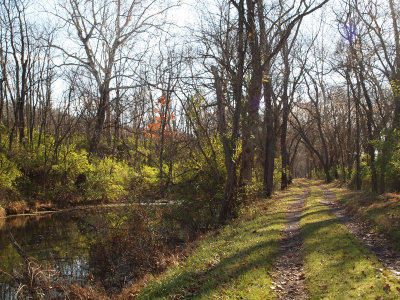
389, 142, 400, 177
13, 132, 55, 171
273, 156, 282, 188
390, 79, 400, 98
183, 135, 226, 185
52, 144, 92, 182
0, 152, 21, 187
141, 165, 160, 186
87, 156, 135, 200
0, 205, 5, 218
51, 141, 139, 201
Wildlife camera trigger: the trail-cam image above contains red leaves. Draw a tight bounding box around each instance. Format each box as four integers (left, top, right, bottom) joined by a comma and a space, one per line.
158, 95, 166, 105
146, 95, 177, 138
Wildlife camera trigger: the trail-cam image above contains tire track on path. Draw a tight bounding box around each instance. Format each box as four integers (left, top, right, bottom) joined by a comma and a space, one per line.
272, 188, 310, 300
322, 188, 400, 280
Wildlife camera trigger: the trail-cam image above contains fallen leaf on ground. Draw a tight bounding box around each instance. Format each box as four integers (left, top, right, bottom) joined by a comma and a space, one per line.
383, 284, 390, 292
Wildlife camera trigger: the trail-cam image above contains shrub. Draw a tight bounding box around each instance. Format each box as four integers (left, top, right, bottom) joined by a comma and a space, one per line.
6, 200, 29, 215
52, 146, 137, 202
52, 144, 92, 185
387, 144, 400, 191
0, 152, 21, 187
85, 156, 135, 200
0, 184, 22, 208
141, 165, 159, 187
51, 145, 93, 203
88, 208, 165, 293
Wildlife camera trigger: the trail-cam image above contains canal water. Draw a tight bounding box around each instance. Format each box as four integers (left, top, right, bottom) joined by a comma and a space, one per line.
0, 205, 138, 298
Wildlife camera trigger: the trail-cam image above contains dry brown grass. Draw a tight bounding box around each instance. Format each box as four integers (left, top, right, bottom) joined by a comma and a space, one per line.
29, 200, 54, 212
5, 259, 59, 299
59, 284, 108, 300
5, 259, 109, 300
379, 192, 400, 202
0, 205, 5, 218
0, 185, 21, 203
5, 200, 29, 215
115, 239, 201, 299
0, 215, 5, 229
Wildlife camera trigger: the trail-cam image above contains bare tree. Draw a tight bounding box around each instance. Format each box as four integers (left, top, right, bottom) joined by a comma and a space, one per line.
1, 0, 32, 145
54, 0, 173, 154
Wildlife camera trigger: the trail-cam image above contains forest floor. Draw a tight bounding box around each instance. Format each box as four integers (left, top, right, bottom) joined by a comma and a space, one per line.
120, 179, 400, 299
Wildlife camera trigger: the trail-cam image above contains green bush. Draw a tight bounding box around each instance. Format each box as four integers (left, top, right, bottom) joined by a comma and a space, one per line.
387, 146, 400, 191
85, 156, 135, 200
141, 165, 159, 186
0, 152, 21, 187
51, 144, 138, 202
88, 208, 165, 292
52, 144, 92, 184
0, 151, 23, 207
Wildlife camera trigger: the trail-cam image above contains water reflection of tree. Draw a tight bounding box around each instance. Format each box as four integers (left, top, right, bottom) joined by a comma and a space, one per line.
0, 212, 92, 284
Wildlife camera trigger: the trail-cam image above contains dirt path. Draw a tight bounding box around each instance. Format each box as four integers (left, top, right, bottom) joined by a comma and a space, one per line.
272, 189, 310, 300
322, 188, 400, 279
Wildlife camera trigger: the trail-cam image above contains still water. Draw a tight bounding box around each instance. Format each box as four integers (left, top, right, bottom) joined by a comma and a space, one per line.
0, 206, 132, 298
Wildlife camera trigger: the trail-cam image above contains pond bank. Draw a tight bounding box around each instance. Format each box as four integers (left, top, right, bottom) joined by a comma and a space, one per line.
0, 197, 191, 299
0, 199, 177, 219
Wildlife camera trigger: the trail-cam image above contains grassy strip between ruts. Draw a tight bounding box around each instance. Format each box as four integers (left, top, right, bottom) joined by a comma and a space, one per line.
329, 184, 400, 248
301, 186, 400, 299
122, 183, 306, 299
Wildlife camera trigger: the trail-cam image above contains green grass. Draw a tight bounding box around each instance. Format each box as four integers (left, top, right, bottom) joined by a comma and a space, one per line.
127, 184, 305, 299
331, 185, 400, 248
301, 186, 400, 299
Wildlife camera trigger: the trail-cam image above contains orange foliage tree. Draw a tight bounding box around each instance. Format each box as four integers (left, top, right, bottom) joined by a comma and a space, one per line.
146, 95, 176, 139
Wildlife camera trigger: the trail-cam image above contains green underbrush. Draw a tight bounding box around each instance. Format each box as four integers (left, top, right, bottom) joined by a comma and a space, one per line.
0, 130, 222, 217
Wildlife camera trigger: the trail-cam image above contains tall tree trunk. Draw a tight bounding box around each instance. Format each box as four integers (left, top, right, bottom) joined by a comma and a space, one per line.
263, 80, 275, 196
0, 47, 5, 129
358, 70, 378, 193
89, 85, 109, 154
280, 54, 290, 189
112, 86, 121, 156
281, 99, 289, 190
355, 96, 361, 190
106, 97, 112, 147
217, 0, 245, 223
212, 62, 242, 222
239, 0, 262, 188
347, 69, 361, 189
389, 0, 400, 129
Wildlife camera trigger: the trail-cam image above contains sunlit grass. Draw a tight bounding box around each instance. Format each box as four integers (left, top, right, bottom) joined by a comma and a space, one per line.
124, 183, 306, 299
331, 185, 400, 248
301, 186, 400, 299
